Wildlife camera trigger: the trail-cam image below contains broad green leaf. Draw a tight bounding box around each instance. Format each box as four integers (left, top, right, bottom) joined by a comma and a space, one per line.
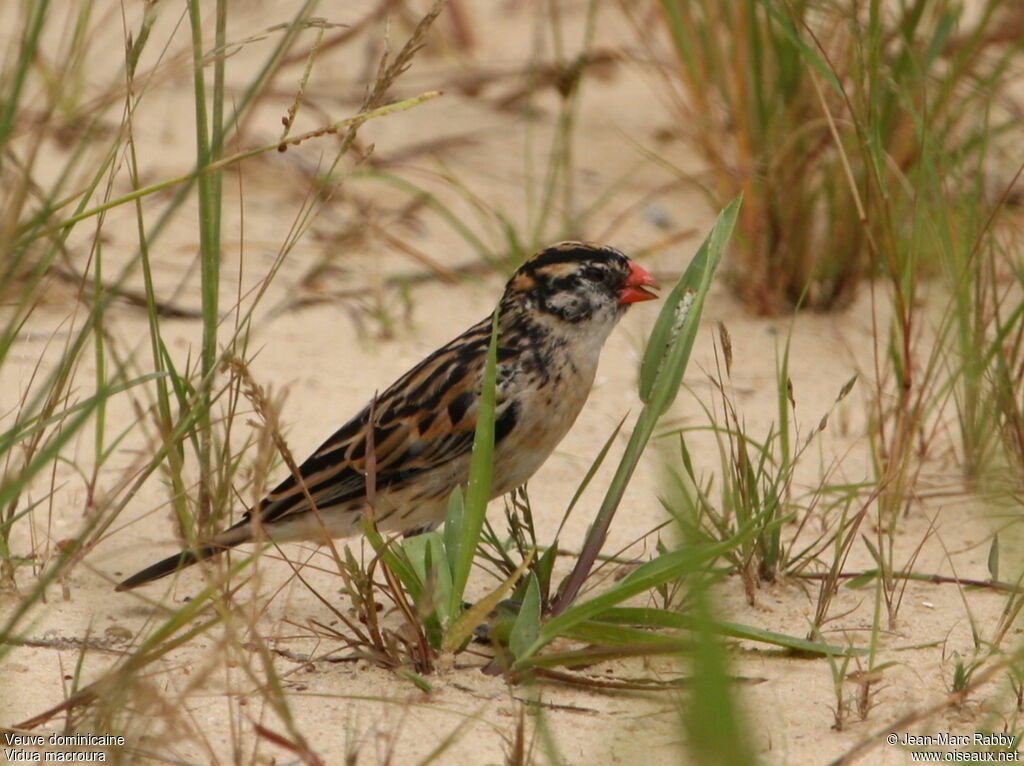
640, 196, 740, 413
361, 518, 422, 601
403, 531, 454, 625
443, 487, 465, 576
509, 573, 541, 660
844, 570, 879, 589
551, 197, 741, 616
442, 550, 532, 652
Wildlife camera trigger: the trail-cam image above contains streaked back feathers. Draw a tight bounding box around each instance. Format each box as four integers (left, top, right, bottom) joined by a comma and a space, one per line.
115, 242, 656, 590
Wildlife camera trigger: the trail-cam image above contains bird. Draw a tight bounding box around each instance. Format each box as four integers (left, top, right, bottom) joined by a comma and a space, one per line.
116, 242, 658, 591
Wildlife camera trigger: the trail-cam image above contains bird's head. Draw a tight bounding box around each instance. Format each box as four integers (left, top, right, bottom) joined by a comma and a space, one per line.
501, 242, 658, 330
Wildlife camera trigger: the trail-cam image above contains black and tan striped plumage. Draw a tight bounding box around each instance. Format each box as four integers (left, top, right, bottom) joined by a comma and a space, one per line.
116, 242, 657, 590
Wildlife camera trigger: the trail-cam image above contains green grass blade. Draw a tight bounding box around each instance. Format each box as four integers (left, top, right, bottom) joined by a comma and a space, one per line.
443, 487, 465, 575
0, 373, 166, 453
761, 4, 843, 97
640, 196, 741, 412
684, 581, 760, 766
597, 607, 861, 657
523, 527, 756, 666
447, 307, 499, 617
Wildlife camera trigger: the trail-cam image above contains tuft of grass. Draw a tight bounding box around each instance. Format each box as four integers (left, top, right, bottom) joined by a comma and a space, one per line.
662, 322, 865, 610
645, 0, 1022, 633
643, 0, 1019, 316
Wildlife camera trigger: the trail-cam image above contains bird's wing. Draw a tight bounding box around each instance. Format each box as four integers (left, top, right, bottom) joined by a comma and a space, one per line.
249, 315, 521, 528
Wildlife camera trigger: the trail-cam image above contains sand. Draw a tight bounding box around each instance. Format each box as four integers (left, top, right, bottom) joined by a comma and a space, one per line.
1, 2, 1018, 764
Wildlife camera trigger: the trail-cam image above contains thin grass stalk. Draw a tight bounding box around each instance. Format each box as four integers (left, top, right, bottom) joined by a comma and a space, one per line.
186, 0, 223, 528
129, 99, 190, 535
13, 89, 443, 254
91, 228, 108, 499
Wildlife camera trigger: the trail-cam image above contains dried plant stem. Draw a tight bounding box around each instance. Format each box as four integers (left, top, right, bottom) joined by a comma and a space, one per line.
14, 91, 443, 248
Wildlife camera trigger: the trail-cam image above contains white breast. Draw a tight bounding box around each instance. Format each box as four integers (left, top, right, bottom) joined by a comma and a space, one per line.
489, 318, 612, 497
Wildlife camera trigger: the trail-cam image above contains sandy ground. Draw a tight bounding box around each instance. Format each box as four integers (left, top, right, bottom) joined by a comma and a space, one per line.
1, 2, 1020, 764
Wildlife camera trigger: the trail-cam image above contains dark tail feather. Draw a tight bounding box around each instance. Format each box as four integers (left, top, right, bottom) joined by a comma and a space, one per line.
116, 524, 250, 591
115, 546, 218, 591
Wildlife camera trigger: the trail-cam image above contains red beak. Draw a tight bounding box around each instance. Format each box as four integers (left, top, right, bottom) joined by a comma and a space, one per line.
617, 260, 659, 304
